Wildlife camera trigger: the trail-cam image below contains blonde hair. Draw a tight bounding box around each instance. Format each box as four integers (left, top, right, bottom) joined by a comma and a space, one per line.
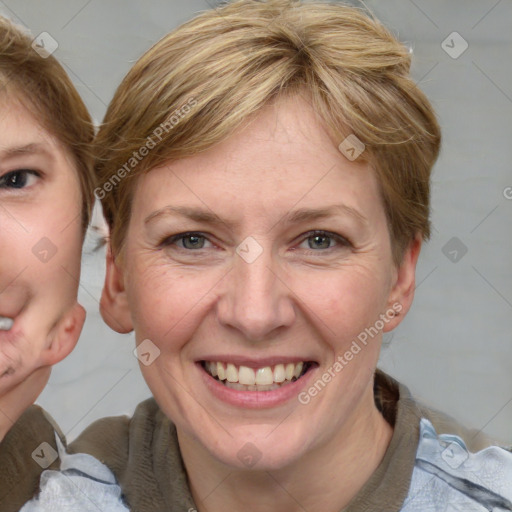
95, 0, 441, 263
0, 16, 95, 230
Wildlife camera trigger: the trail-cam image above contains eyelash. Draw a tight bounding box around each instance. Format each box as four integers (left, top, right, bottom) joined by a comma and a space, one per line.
297, 230, 352, 253
0, 169, 40, 190
160, 230, 352, 255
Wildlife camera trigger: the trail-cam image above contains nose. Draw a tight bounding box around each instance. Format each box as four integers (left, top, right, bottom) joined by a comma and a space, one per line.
216, 245, 296, 342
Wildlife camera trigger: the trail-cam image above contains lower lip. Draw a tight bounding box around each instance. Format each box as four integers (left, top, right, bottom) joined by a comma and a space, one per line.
197, 363, 317, 409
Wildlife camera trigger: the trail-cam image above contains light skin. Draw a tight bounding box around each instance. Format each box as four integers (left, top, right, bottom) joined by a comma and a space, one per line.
102, 94, 421, 511
0, 96, 85, 441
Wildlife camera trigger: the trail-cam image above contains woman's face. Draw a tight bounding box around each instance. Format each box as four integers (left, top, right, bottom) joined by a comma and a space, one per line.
104, 95, 419, 470
0, 96, 84, 395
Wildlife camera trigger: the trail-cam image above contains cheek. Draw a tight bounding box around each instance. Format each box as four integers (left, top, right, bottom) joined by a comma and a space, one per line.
1, 217, 79, 281
6, 183, 82, 246
27, 209, 83, 285
125, 257, 221, 347
292, 265, 389, 345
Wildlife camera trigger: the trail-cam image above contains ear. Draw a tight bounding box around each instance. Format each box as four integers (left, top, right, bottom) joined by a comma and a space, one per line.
39, 302, 86, 366
100, 245, 134, 333
383, 234, 422, 332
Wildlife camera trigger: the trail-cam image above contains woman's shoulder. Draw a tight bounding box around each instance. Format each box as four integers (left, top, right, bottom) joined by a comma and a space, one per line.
402, 418, 512, 511
375, 370, 512, 510
376, 369, 500, 452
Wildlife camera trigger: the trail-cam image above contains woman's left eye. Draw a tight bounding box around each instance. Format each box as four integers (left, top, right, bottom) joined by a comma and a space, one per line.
163, 232, 213, 250
0, 169, 40, 190
298, 231, 350, 251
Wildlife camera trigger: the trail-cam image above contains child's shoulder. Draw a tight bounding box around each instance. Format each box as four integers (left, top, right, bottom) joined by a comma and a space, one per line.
68, 397, 162, 470
0, 405, 63, 512
20, 397, 171, 512
21, 435, 129, 512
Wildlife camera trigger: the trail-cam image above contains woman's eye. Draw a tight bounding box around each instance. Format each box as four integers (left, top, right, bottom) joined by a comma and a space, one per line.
163, 232, 212, 250
298, 231, 350, 251
0, 169, 39, 190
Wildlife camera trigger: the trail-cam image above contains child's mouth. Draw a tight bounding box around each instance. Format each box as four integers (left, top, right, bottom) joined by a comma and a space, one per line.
201, 360, 314, 391
0, 317, 14, 331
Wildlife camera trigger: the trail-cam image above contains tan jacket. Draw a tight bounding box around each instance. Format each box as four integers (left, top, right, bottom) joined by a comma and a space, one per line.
0, 371, 497, 511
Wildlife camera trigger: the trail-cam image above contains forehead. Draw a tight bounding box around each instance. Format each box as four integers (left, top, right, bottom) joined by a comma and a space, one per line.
132, 95, 383, 225
0, 94, 67, 158
0, 93, 46, 139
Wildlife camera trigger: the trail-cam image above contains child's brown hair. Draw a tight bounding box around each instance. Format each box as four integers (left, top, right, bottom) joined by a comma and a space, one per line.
0, 16, 95, 230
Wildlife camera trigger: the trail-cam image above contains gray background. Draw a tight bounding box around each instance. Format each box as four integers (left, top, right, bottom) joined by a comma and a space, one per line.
2, 0, 511, 443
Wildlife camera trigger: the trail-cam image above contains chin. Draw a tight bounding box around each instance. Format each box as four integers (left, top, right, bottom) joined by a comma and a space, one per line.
197, 424, 310, 472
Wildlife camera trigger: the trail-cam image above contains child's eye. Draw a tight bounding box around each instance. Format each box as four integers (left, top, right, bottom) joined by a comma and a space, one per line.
0, 169, 40, 190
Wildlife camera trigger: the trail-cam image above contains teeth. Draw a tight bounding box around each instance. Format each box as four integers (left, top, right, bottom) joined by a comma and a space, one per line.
255, 367, 273, 385
273, 364, 286, 383
293, 362, 303, 378
204, 360, 308, 389
226, 363, 238, 383
239, 365, 256, 386
0, 317, 14, 331
217, 362, 226, 380
225, 381, 281, 392
285, 363, 295, 381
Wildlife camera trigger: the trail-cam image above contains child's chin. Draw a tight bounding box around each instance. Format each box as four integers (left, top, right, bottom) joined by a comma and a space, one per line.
0, 363, 25, 395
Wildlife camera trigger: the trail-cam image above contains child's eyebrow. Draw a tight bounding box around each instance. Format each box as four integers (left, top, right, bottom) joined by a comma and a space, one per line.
0, 142, 53, 160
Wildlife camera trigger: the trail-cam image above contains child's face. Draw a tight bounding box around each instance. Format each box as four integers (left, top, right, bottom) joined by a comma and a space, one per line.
103, 94, 418, 471
0, 96, 85, 396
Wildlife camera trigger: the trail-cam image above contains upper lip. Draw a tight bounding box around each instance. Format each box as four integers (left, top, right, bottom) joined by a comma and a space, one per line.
0, 291, 28, 320
0, 307, 21, 320
198, 356, 317, 368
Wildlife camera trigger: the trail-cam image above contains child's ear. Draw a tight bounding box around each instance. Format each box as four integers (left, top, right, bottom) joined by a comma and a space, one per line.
40, 302, 86, 366
100, 245, 134, 333
383, 234, 422, 333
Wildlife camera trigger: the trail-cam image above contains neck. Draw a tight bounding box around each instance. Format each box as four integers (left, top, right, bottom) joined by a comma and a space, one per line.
178, 383, 393, 512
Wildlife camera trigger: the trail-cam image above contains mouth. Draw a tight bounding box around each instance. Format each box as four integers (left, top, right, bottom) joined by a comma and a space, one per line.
0, 317, 14, 331
201, 360, 315, 392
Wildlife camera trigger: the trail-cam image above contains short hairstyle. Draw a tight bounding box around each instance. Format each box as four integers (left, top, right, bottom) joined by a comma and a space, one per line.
0, 16, 95, 230
94, 0, 441, 264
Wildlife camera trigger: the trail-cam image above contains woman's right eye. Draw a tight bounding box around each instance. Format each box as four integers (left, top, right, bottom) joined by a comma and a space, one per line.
0, 169, 40, 190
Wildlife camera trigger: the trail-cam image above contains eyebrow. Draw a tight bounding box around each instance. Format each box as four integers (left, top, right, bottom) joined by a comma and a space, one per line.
144, 204, 367, 229
0, 142, 53, 160
285, 205, 368, 227
145, 206, 229, 229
